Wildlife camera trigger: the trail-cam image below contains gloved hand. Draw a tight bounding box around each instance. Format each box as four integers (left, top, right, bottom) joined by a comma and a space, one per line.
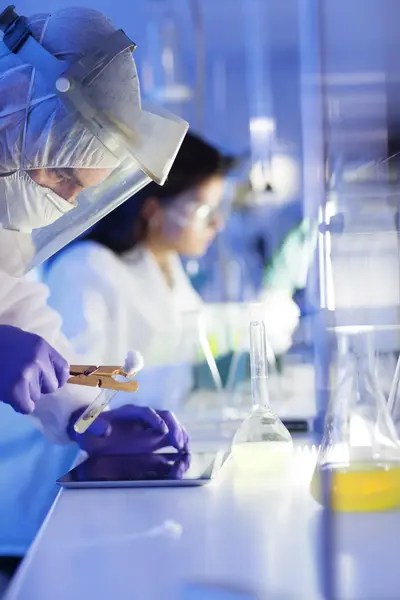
260, 290, 300, 355
263, 218, 318, 294
73, 452, 191, 482
67, 404, 190, 455
0, 325, 69, 414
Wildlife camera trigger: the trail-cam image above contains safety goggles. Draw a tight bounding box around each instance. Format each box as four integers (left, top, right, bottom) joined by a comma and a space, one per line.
165, 195, 223, 231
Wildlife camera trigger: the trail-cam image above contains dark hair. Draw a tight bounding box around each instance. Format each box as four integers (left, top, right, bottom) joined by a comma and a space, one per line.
84, 132, 237, 254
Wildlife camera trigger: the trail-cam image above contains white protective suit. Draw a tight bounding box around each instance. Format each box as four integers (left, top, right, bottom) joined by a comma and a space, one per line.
0, 5, 187, 557
0, 270, 96, 555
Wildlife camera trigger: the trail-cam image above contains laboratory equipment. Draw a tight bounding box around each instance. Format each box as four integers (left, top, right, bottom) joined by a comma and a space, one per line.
71, 351, 143, 434
311, 330, 400, 512
57, 450, 230, 488
141, 0, 194, 106
175, 310, 229, 431
388, 352, 400, 431
232, 306, 292, 472
197, 312, 224, 393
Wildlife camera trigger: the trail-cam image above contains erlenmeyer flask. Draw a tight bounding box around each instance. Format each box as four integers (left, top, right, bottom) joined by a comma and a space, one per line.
311, 330, 400, 512
388, 351, 400, 430
232, 307, 292, 473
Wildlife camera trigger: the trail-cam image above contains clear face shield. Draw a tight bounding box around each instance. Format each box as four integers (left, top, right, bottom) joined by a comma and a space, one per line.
0, 6, 188, 275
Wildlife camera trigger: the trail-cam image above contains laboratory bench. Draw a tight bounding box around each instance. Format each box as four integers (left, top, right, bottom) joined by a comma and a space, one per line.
5, 434, 400, 600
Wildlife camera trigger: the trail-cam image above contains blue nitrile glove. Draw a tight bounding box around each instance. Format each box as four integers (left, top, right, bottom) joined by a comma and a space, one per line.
67, 404, 190, 455
0, 325, 69, 414
73, 452, 191, 481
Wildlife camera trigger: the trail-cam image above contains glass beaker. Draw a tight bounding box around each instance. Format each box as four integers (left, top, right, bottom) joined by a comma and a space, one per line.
232, 307, 292, 473
311, 329, 400, 512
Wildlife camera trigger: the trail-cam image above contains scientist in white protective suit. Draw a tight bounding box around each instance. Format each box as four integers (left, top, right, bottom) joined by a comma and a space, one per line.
45, 131, 300, 410
0, 5, 189, 575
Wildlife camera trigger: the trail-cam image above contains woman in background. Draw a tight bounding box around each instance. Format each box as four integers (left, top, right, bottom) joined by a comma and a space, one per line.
45, 133, 236, 366
45, 132, 299, 393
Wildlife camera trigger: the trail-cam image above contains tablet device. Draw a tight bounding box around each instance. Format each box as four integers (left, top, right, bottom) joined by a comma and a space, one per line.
57, 450, 230, 489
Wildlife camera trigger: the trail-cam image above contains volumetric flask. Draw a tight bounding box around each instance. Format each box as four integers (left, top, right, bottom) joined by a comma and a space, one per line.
232, 306, 292, 473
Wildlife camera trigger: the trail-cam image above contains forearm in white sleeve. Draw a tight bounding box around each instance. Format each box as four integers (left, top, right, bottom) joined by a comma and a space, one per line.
0, 270, 97, 443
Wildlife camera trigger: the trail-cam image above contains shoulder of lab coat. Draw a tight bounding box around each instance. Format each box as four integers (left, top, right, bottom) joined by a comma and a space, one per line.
121, 245, 203, 362
169, 253, 204, 309
0, 269, 96, 444
46, 241, 181, 365
46, 242, 203, 411
122, 245, 203, 313
49, 243, 203, 366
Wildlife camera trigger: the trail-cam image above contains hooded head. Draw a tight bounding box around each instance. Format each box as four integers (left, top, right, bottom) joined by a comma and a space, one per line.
0, 7, 125, 173
0, 7, 187, 274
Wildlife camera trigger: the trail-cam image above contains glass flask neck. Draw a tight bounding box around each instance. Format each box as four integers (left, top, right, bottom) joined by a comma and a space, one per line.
249, 319, 271, 409
251, 376, 271, 410
337, 329, 375, 366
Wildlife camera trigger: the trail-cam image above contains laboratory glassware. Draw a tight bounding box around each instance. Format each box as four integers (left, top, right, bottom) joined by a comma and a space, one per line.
232, 306, 292, 472
311, 330, 400, 512
72, 351, 143, 434
388, 351, 400, 432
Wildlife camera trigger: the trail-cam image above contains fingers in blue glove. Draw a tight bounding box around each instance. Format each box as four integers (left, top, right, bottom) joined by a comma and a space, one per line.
67, 405, 189, 455
67, 411, 112, 443
85, 415, 113, 438
0, 326, 70, 415
10, 379, 35, 414
156, 410, 189, 451
37, 339, 69, 393
48, 347, 70, 389
113, 404, 168, 435
170, 452, 191, 479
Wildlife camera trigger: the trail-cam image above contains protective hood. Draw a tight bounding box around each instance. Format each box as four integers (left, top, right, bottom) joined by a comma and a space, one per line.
0, 6, 188, 274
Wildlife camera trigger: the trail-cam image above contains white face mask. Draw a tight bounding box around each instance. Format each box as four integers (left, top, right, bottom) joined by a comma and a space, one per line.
0, 171, 74, 233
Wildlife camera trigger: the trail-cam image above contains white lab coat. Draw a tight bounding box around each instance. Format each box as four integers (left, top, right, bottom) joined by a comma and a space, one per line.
46, 241, 204, 411
46, 241, 202, 366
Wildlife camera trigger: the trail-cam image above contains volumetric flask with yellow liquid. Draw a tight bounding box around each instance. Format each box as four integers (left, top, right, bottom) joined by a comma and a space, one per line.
311, 329, 400, 512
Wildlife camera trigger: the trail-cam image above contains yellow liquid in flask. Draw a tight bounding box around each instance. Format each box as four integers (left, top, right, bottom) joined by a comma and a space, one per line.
310, 462, 400, 512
